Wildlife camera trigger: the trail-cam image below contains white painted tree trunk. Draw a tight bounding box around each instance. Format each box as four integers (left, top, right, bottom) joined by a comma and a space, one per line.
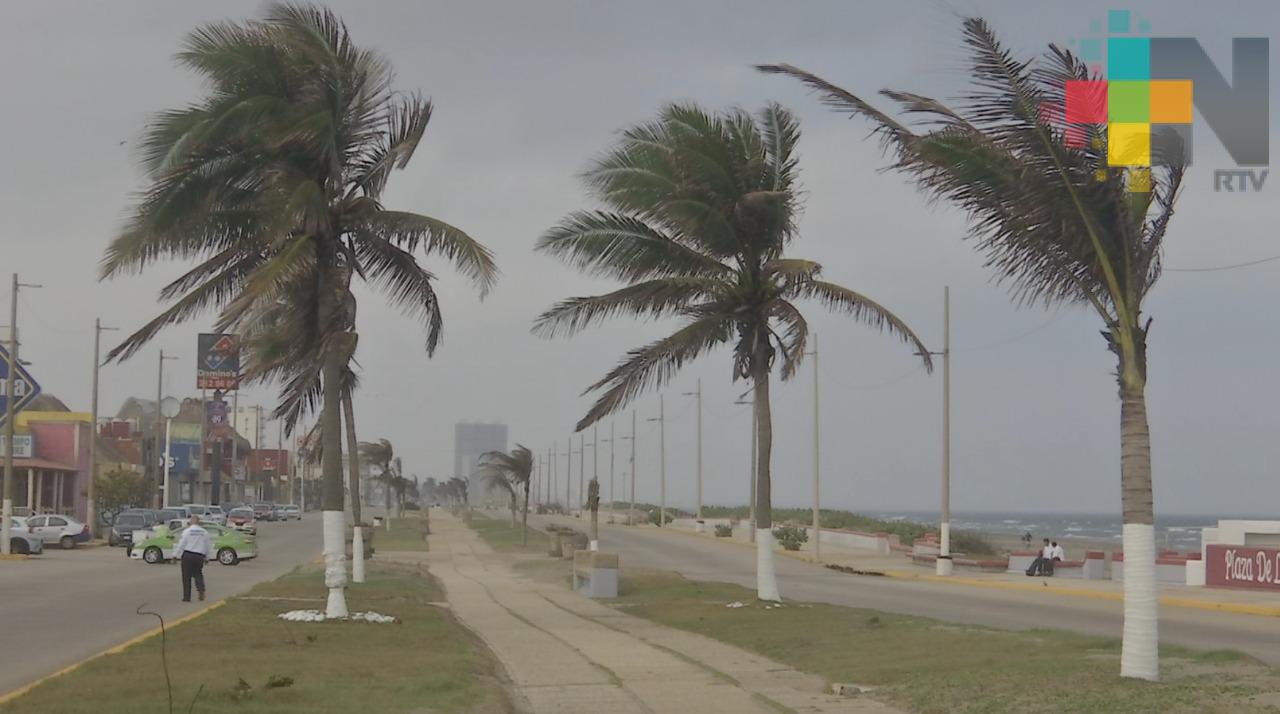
323, 510, 349, 618
352, 525, 366, 584
1120, 523, 1158, 680
755, 528, 781, 601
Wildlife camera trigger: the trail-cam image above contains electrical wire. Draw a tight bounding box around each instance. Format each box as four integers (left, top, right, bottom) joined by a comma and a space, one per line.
1164, 254, 1280, 272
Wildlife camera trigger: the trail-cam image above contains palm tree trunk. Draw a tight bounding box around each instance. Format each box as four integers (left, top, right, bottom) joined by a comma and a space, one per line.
320, 350, 349, 618
752, 357, 780, 602
509, 490, 518, 528
1118, 349, 1158, 681
521, 479, 530, 546
342, 394, 362, 525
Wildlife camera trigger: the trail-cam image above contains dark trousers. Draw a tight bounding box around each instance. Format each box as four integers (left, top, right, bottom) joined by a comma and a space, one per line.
180, 551, 206, 600
1027, 556, 1055, 576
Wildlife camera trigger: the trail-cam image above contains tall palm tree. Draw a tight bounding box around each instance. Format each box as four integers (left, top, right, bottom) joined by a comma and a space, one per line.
534, 103, 932, 600
760, 17, 1185, 680
476, 445, 534, 542
359, 439, 396, 514
100, 3, 496, 618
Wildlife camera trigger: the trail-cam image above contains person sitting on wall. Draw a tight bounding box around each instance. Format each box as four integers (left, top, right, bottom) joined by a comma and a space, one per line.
1027, 538, 1055, 576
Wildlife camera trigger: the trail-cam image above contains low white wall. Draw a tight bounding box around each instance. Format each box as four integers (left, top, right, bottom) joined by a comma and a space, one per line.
1111, 560, 1188, 584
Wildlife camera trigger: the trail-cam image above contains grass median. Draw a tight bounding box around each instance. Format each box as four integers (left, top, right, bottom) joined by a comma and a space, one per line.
468, 511, 549, 554
607, 571, 1280, 714
1, 562, 510, 714
371, 513, 430, 552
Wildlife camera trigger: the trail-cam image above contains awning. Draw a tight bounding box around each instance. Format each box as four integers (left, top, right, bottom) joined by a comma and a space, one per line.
13, 458, 78, 472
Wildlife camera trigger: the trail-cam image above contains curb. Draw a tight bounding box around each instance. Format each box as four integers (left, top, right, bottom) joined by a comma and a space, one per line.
0, 601, 227, 705
0, 554, 30, 561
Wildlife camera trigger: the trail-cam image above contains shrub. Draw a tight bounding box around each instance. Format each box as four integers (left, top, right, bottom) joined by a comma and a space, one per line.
648, 509, 673, 526
714, 524, 733, 537
773, 525, 809, 551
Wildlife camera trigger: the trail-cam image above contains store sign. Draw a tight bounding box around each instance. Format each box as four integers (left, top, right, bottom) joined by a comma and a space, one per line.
196, 333, 240, 390
1206, 545, 1280, 591
0, 433, 34, 458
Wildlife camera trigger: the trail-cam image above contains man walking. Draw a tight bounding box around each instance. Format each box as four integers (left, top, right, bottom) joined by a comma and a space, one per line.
176, 515, 214, 602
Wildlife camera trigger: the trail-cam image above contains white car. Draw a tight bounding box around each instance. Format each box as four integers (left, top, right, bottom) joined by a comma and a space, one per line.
183, 504, 227, 526
5, 516, 45, 555
23, 514, 91, 549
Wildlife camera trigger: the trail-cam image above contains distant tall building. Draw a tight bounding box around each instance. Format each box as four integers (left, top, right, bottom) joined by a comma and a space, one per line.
454, 422, 508, 482
233, 405, 264, 449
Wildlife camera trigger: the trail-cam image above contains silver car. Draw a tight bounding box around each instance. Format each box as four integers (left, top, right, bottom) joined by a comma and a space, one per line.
5, 516, 44, 555
23, 514, 90, 549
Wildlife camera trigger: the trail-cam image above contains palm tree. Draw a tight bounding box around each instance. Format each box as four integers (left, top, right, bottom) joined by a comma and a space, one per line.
534, 103, 932, 600
359, 439, 396, 515
100, 3, 497, 618
476, 445, 534, 542
759, 18, 1185, 680
447, 477, 470, 508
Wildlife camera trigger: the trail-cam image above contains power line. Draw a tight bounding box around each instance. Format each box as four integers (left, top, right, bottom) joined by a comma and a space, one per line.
1164, 254, 1280, 273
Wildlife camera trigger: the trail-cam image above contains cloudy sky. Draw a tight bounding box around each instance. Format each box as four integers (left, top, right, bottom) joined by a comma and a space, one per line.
2, 1, 1276, 517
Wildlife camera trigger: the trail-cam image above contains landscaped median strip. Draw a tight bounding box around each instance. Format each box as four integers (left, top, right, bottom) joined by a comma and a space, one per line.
0, 602, 226, 706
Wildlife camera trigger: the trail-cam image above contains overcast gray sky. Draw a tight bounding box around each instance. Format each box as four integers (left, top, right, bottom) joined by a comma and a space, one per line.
2, 1, 1276, 516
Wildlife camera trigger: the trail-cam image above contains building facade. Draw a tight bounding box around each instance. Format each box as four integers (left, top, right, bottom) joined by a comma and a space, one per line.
453, 422, 507, 484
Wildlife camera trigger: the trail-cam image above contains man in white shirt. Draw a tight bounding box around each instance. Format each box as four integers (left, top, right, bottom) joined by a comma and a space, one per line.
1027, 538, 1055, 576
176, 515, 214, 602
1052, 541, 1066, 562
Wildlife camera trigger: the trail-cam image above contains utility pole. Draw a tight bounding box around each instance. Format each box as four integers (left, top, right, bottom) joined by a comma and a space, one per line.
735, 395, 757, 542
562, 439, 572, 510
917, 288, 953, 576
809, 333, 820, 562
647, 395, 665, 526
683, 379, 703, 525
3, 275, 40, 556
87, 319, 118, 539
549, 443, 555, 506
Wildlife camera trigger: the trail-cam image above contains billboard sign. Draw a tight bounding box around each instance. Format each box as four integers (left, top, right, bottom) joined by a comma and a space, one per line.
196, 333, 240, 390
205, 396, 229, 438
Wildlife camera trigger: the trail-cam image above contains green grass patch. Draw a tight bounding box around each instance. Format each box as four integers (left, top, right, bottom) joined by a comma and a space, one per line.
371, 515, 429, 552
605, 570, 1280, 714
2, 563, 510, 714
469, 513, 549, 554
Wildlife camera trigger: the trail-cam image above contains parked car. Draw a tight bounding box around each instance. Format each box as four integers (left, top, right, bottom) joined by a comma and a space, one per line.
5, 516, 44, 555
24, 515, 91, 549
252, 503, 275, 522
227, 507, 257, 535
184, 504, 227, 526
131, 523, 257, 565
109, 512, 150, 547
283, 504, 301, 521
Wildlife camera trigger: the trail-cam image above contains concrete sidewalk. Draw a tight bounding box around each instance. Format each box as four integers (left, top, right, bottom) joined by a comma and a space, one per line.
420, 512, 897, 714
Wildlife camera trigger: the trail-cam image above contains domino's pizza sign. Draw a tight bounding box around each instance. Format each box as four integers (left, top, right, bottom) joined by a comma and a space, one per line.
197, 333, 241, 390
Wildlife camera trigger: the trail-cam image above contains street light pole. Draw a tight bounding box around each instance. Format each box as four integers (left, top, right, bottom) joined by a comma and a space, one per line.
578, 434, 586, 514
626, 410, 636, 526
683, 379, 703, 527
3, 274, 40, 556
809, 333, 821, 563
917, 287, 953, 576
155, 350, 178, 508
608, 421, 615, 521
648, 395, 665, 526
87, 319, 118, 539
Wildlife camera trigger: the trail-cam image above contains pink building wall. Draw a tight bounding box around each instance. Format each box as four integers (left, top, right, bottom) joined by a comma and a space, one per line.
28, 421, 91, 523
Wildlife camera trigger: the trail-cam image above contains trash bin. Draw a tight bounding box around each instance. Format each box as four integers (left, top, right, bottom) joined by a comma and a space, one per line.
373, 516, 383, 528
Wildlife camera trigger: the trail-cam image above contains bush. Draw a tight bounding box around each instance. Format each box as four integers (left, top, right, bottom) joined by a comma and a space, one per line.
773, 525, 809, 551
648, 509, 673, 526
714, 524, 733, 537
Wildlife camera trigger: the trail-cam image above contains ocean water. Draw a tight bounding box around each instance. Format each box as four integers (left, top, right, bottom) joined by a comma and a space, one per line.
870, 511, 1228, 552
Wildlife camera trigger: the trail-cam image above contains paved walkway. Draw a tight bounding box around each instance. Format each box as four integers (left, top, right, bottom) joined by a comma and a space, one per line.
420, 512, 897, 714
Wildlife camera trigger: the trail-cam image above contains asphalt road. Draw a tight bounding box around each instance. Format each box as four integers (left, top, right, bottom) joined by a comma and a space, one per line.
0, 517, 322, 697
531, 514, 1280, 665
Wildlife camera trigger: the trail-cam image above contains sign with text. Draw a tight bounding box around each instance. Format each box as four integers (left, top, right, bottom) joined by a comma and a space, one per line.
1206, 545, 1280, 591
196, 333, 240, 390
0, 433, 34, 458
205, 397, 230, 439
0, 344, 41, 425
